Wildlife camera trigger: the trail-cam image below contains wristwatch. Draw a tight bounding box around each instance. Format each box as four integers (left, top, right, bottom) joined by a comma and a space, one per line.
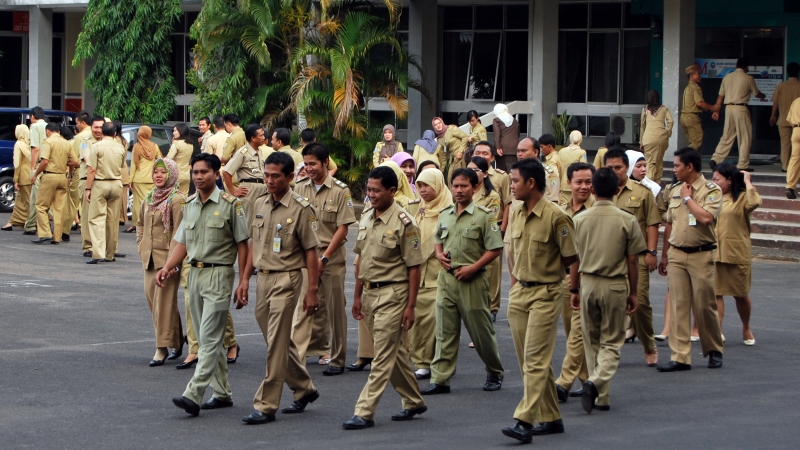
320, 255, 329, 265
647, 249, 657, 256
569, 288, 580, 294
682, 196, 691, 204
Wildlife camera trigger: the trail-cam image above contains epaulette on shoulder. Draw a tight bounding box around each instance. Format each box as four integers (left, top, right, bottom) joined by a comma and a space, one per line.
706, 181, 719, 190
220, 192, 236, 203
408, 198, 421, 204
398, 211, 412, 226
82, 135, 92, 141
669, 181, 683, 191
239, 146, 248, 155
333, 178, 348, 189
295, 196, 311, 208
494, 168, 506, 174
185, 193, 197, 203
442, 204, 455, 211
478, 205, 492, 214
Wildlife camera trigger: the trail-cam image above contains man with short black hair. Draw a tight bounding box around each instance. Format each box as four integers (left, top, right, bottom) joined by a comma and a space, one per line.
299, 128, 337, 176
206, 115, 230, 160
85, 122, 126, 263
223, 123, 267, 222
770, 62, 800, 171
538, 133, 562, 202
198, 116, 212, 154
23, 106, 48, 235
221, 113, 244, 164
272, 127, 303, 167
31, 122, 79, 244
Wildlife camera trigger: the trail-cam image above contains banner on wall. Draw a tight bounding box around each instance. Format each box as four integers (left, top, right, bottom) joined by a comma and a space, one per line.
694, 59, 782, 106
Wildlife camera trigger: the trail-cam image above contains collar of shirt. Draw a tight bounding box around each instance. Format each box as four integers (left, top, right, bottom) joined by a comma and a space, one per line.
594, 200, 614, 207
520, 197, 547, 218
372, 201, 399, 224
319, 174, 334, 190
245, 142, 259, 156
691, 174, 707, 190
565, 195, 595, 215
195, 187, 222, 205
101, 136, 115, 143
278, 145, 293, 152
446, 201, 476, 217
619, 177, 636, 193
267, 187, 295, 208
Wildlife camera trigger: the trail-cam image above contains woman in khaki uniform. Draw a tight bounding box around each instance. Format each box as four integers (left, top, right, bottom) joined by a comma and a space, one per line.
2, 125, 32, 230
432, 117, 470, 180
128, 126, 162, 234
412, 130, 445, 169
412, 168, 453, 379
167, 123, 194, 195
640, 90, 674, 184
391, 152, 422, 208
711, 163, 761, 346
467, 110, 487, 152
136, 158, 186, 366
372, 124, 404, 167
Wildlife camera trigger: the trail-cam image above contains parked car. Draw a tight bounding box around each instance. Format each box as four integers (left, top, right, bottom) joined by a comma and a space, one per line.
0, 108, 76, 212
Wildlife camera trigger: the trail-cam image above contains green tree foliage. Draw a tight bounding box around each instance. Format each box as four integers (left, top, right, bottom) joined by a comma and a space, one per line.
73, 1, 181, 123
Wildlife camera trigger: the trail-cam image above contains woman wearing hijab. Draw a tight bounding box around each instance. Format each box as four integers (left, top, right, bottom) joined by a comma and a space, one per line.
372, 124, 404, 167
625, 150, 661, 197
411, 168, 453, 379
412, 130, 445, 169
377, 159, 419, 217
167, 123, 194, 195
126, 126, 163, 233
390, 152, 422, 205
2, 125, 32, 231
640, 90, 674, 184
558, 130, 588, 203
136, 158, 186, 366
432, 117, 470, 180
492, 103, 520, 171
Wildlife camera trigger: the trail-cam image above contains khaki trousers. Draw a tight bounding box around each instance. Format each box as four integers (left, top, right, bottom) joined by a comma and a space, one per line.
555, 277, 588, 390
61, 174, 81, 234
88, 181, 122, 260
182, 261, 236, 354
144, 267, 183, 349
24, 176, 39, 231
779, 125, 793, 171
430, 271, 504, 385
666, 247, 724, 364
711, 105, 752, 169
10, 183, 31, 227
680, 113, 704, 152
131, 182, 154, 227
182, 266, 234, 404
629, 255, 655, 353
79, 179, 92, 252
643, 138, 669, 185
321, 251, 348, 367
36, 173, 67, 241
253, 270, 315, 415
353, 283, 425, 421
507, 282, 562, 424
408, 286, 437, 370
580, 274, 628, 407
786, 128, 800, 189
487, 255, 502, 314
290, 269, 316, 360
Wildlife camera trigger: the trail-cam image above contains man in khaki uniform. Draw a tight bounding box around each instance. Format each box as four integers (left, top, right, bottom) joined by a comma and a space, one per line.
221, 113, 245, 164
24, 107, 48, 234
61, 111, 91, 242
710, 58, 766, 171
557, 130, 588, 204
555, 163, 595, 403
222, 124, 267, 222
785, 97, 800, 199
295, 143, 356, 375
501, 158, 579, 444
770, 62, 800, 171
30, 123, 78, 244
157, 152, 249, 417
539, 134, 563, 203
299, 128, 338, 176
681, 65, 720, 152
658, 147, 724, 371
573, 167, 646, 413
343, 166, 427, 429
503, 138, 540, 274
206, 115, 230, 160
198, 116, 212, 154
85, 122, 126, 263
236, 151, 321, 424
79, 117, 103, 256
272, 128, 302, 167
605, 149, 662, 366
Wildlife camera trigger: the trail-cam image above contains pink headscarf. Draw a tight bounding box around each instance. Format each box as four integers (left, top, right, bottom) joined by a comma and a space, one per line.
146, 158, 180, 235
390, 152, 417, 193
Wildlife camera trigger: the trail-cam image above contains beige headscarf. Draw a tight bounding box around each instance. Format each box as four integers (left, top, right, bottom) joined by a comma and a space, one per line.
415, 168, 453, 259
568, 130, 583, 147
379, 160, 415, 207
134, 125, 160, 161
14, 125, 31, 166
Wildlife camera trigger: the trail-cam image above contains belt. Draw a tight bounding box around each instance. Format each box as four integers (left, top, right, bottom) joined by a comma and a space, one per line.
190, 261, 233, 268
672, 243, 717, 254
80, 177, 87, 180
260, 269, 289, 274
794, 124, 800, 128
94, 178, 120, 181
363, 281, 400, 290
240, 178, 264, 184
726, 103, 747, 106
43, 171, 65, 175
446, 267, 486, 276
518, 280, 557, 288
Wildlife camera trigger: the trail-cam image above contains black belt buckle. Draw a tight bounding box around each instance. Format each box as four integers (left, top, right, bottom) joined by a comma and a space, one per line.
363, 281, 396, 290
519, 280, 541, 288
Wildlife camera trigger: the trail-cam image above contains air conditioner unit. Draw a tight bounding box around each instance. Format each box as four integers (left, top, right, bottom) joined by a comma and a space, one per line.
609, 114, 640, 144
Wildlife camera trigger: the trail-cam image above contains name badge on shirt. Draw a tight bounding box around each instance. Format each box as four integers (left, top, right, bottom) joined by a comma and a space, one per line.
273, 236, 282, 252
688, 213, 697, 227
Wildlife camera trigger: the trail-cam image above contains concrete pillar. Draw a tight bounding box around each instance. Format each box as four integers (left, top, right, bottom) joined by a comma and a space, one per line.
662, 0, 695, 159
28, 6, 53, 109
529, 0, 558, 138
407, 0, 438, 144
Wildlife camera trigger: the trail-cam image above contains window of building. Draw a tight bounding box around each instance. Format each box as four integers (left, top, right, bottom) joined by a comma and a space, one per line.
171, 12, 198, 121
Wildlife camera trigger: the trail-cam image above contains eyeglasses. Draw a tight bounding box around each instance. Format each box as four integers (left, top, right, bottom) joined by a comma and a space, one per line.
470, 168, 483, 173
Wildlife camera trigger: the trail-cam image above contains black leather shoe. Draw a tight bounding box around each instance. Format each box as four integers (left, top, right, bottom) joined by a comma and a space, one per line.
71, 223, 79, 231
281, 390, 319, 413
149, 355, 167, 367
342, 415, 374, 430
708, 351, 723, 369
787, 188, 797, 200
50, 240, 59, 245
82, 250, 92, 257
345, 359, 372, 371
176, 358, 198, 370
531, 419, 565, 435
501, 420, 533, 443
22, 230, 37, 235
31, 238, 51, 244
167, 346, 182, 361
86, 259, 102, 264
657, 361, 692, 372
172, 396, 200, 417
242, 410, 275, 424
421, 384, 450, 395
491, 313, 497, 323
483, 373, 503, 391
61, 233, 70, 241
227, 344, 240, 364
391, 405, 428, 421
201, 397, 233, 409
103, 258, 115, 262
569, 387, 584, 397
582, 380, 598, 414
594, 404, 610, 411
323, 365, 345, 376
114, 253, 126, 257
556, 384, 568, 403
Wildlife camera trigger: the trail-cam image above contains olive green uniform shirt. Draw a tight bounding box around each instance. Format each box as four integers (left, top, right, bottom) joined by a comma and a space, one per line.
543, 152, 562, 202
434, 202, 503, 269
74, 128, 93, 179
222, 127, 246, 162
486, 167, 511, 206
574, 201, 647, 277
665, 175, 723, 247
174, 187, 250, 264
354, 201, 423, 282
472, 188, 502, 222
560, 195, 595, 218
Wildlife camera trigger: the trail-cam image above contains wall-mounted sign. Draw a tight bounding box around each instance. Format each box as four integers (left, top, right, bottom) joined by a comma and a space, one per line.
694, 59, 782, 105
13, 11, 29, 33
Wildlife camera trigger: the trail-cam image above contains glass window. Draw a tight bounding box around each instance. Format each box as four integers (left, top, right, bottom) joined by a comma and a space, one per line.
398, 7, 409, 31
52, 13, 65, 34
623, 3, 650, 28
695, 28, 741, 60
51, 96, 62, 110
0, 36, 23, 93
443, 7, 472, 30
468, 33, 502, 99
622, 30, 650, 104
588, 32, 619, 103
743, 28, 784, 66
503, 31, 528, 102
442, 32, 472, 100
151, 128, 171, 154
558, 3, 587, 29
0, 12, 12, 32
569, 115, 587, 136
590, 3, 621, 29
52, 37, 63, 94
0, 111, 21, 139
172, 35, 186, 94
557, 31, 587, 103
475, 6, 503, 30
506, 5, 529, 30
588, 115, 610, 137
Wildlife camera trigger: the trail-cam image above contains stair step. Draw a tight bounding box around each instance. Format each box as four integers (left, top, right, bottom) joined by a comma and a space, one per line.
752, 208, 800, 222
751, 220, 800, 237
662, 168, 788, 184
760, 195, 800, 211
750, 233, 800, 251
746, 183, 790, 197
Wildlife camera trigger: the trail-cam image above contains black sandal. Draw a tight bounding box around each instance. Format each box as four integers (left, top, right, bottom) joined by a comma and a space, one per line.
1, 225, 12, 231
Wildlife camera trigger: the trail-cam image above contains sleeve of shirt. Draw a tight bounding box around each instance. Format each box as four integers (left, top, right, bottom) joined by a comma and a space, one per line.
166, 145, 177, 159
400, 223, 424, 267
483, 215, 504, 251
626, 216, 648, 256
500, 175, 512, 205
772, 84, 781, 102
749, 76, 761, 97
40, 140, 51, 160
337, 188, 357, 227
433, 216, 444, 245
718, 77, 727, 96
328, 158, 338, 171
30, 126, 41, 148
297, 204, 322, 250
553, 214, 578, 258
69, 143, 80, 165
173, 220, 186, 244
693, 85, 704, 104
702, 187, 723, 219
372, 144, 381, 167
644, 192, 662, 227
87, 145, 99, 169
231, 199, 251, 243
744, 188, 762, 215
223, 136, 237, 161
579, 151, 588, 163
224, 150, 243, 176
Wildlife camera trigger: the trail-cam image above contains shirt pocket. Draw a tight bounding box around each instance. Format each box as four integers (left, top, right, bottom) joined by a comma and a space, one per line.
184, 221, 196, 243
610, 284, 628, 294
206, 218, 226, 242
464, 227, 481, 240
279, 227, 296, 252
356, 226, 367, 241
321, 203, 339, 223
529, 231, 551, 256
251, 218, 264, 242
373, 235, 398, 261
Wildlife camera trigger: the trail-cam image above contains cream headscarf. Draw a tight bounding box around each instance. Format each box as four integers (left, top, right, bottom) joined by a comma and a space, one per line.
14, 124, 31, 167
568, 130, 583, 147
493, 103, 514, 128
625, 149, 661, 197
379, 160, 415, 207
415, 168, 453, 260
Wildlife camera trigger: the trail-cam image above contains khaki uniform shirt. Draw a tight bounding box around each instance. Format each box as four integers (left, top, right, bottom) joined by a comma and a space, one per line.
30, 120, 47, 150
207, 130, 230, 159
434, 202, 503, 269
88, 137, 126, 184
560, 195, 595, 218
714, 189, 761, 264
41, 134, 76, 174
508, 198, 577, 283
223, 143, 263, 180
174, 188, 250, 264
354, 201, 423, 282
78, 132, 97, 179
574, 201, 647, 277
682, 81, 705, 114
249, 188, 320, 272
439, 126, 470, 160
260, 145, 275, 162
788, 97, 800, 125
136, 191, 187, 269
472, 188, 502, 222
199, 130, 213, 154
222, 127, 246, 162
277, 145, 303, 167
774, 78, 800, 126
665, 175, 722, 247
641, 106, 674, 144
13, 140, 32, 186
469, 123, 487, 143
557, 145, 588, 192
544, 151, 562, 202
166, 139, 193, 183
719, 68, 761, 104
612, 178, 661, 239
487, 167, 511, 207
593, 147, 608, 169
296, 175, 356, 251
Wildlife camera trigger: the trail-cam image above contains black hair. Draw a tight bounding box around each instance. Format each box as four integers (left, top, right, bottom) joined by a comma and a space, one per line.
198, 116, 211, 126
466, 110, 479, 121
174, 123, 191, 142
213, 115, 225, 129
604, 132, 621, 149
45, 122, 61, 133
91, 116, 105, 126
265, 151, 295, 176
473, 140, 497, 157
368, 166, 398, 191
245, 123, 263, 142
538, 133, 556, 147
101, 122, 116, 137
713, 162, 746, 202
604, 149, 629, 166
788, 62, 800, 78
76, 110, 90, 125
736, 57, 749, 69
222, 113, 240, 125
60, 124, 74, 140
300, 128, 316, 144
301, 142, 330, 164
469, 156, 495, 195
274, 128, 291, 147
30, 106, 45, 120
592, 167, 620, 198
567, 162, 596, 181
510, 158, 546, 193
674, 147, 702, 173
647, 90, 661, 109
190, 152, 222, 172
417, 160, 439, 174
451, 167, 478, 187
113, 120, 127, 148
